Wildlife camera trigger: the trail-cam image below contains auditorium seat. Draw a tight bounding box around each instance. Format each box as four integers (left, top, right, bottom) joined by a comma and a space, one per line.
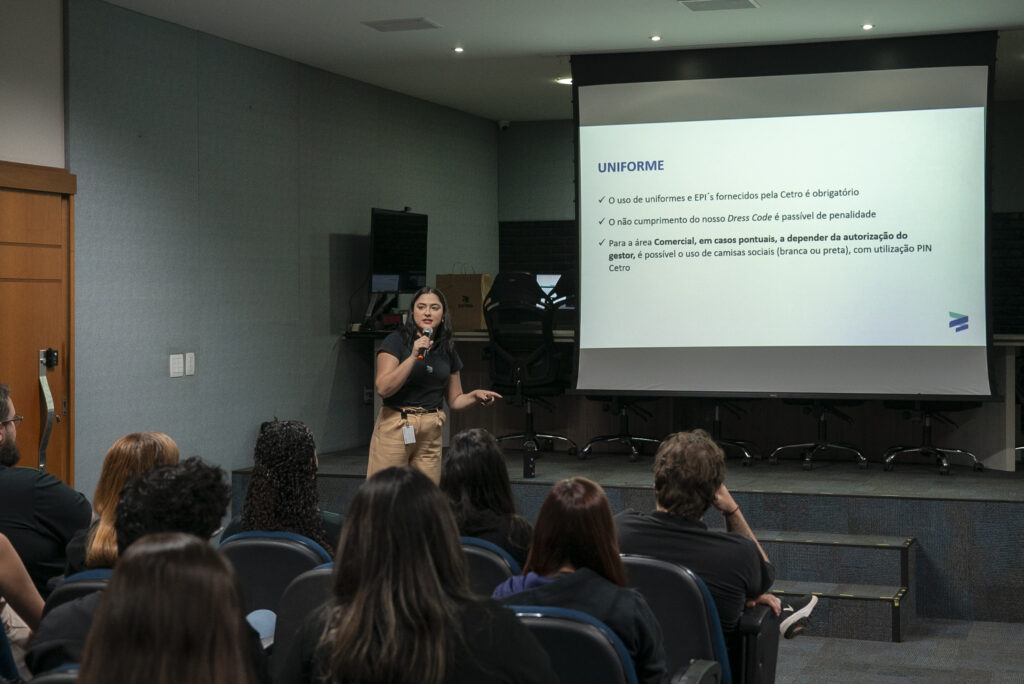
621, 554, 775, 684
271, 563, 333, 673
219, 531, 332, 616
460, 536, 520, 596
42, 569, 112, 617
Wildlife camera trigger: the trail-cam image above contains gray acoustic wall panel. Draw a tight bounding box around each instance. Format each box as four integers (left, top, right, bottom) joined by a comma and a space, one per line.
68, 0, 498, 499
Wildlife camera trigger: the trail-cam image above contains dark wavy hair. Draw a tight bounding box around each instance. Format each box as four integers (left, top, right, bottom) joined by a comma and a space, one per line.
78, 533, 257, 684
322, 467, 475, 684
653, 429, 725, 519
441, 428, 529, 539
115, 457, 230, 554
240, 419, 330, 552
398, 287, 455, 356
0, 384, 9, 421
524, 477, 627, 587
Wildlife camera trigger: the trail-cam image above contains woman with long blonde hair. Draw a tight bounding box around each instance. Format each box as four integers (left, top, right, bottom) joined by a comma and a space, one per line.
64, 432, 179, 574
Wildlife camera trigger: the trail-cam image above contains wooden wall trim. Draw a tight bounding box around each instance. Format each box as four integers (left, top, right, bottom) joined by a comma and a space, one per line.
0, 160, 76, 195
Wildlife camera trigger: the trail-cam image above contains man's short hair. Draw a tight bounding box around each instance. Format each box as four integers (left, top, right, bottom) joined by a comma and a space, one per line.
0, 384, 10, 421
653, 429, 726, 519
115, 457, 230, 553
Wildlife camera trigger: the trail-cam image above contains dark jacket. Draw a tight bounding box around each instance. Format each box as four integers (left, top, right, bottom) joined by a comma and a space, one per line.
495, 568, 668, 684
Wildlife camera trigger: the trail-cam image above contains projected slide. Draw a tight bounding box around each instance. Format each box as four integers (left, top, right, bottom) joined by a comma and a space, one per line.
576, 67, 990, 396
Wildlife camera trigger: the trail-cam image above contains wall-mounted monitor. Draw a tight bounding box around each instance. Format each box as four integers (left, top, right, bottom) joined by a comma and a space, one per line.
370, 208, 427, 293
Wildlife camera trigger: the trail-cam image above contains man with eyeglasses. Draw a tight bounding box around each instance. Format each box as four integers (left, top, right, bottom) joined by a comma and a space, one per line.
0, 383, 91, 595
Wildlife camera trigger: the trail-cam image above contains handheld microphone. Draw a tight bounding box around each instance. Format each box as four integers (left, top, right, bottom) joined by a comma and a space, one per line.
417, 327, 433, 360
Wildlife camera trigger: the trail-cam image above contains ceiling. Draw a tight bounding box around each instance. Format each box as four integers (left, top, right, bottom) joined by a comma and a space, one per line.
104, 0, 1024, 122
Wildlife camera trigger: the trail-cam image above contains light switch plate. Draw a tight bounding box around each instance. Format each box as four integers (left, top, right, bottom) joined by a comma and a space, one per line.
185, 352, 196, 376
169, 354, 184, 378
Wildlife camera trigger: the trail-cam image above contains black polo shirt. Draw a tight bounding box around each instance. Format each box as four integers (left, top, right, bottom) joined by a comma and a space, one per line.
378, 331, 463, 410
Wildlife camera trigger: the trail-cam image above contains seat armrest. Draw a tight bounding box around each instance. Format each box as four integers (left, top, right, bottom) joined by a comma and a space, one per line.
671, 659, 722, 684
735, 604, 779, 684
737, 604, 772, 634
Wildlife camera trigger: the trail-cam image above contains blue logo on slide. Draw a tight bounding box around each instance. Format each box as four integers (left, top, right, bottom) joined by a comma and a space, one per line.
949, 312, 968, 333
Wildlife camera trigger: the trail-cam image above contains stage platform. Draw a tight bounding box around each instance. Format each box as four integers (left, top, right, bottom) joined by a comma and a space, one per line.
231, 445, 1024, 639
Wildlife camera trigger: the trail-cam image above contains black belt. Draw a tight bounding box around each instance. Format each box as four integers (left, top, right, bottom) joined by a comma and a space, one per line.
399, 407, 440, 419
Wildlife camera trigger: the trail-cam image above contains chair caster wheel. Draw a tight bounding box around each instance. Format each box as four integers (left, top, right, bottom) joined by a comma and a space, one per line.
884, 463, 894, 471
629, 449, 639, 463
540, 438, 554, 452
939, 466, 951, 475
741, 458, 753, 467
802, 462, 813, 471
768, 457, 778, 466
523, 440, 538, 452
973, 463, 984, 472
577, 448, 590, 460
857, 461, 868, 470
567, 447, 578, 457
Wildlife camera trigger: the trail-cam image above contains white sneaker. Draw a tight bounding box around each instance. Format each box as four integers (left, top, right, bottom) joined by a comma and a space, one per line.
779, 594, 818, 638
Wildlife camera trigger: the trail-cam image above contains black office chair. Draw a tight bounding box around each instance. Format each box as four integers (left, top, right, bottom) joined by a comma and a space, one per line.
882, 400, 984, 474
710, 400, 761, 466
581, 396, 661, 463
484, 272, 577, 478
42, 569, 112, 617
460, 536, 521, 597
768, 400, 867, 470
219, 531, 332, 615
271, 562, 333, 671
621, 554, 776, 684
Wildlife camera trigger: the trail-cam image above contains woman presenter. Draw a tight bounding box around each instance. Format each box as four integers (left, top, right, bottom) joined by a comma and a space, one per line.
367, 286, 501, 483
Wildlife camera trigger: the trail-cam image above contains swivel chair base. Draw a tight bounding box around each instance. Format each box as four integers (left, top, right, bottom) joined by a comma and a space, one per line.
712, 401, 760, 466
580, 398, 660, 463
883, 445, 983, 475
882, 405, 983, 475
769, 402, 867, 471
495, 397, 577, 479
770, 441, 867, 471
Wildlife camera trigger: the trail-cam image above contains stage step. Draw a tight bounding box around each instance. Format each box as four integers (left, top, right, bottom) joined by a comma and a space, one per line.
750, 530, 916, 642
772, 580, 910, 642
757, 529, 915, 587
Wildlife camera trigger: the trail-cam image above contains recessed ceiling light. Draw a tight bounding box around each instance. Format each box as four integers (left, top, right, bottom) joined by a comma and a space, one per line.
862, 23, 874, 31
556, 77, 573, 85
651, 35, 662, 42
453, 46, 464, 53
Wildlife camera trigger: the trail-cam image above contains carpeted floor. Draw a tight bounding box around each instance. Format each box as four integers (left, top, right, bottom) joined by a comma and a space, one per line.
776, 618, 1024, 683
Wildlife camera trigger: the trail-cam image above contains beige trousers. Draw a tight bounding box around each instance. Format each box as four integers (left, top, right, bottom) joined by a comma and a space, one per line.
367, 406, 446, 484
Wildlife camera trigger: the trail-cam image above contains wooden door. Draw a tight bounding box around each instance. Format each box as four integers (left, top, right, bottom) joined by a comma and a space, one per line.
0, 161, 76, 485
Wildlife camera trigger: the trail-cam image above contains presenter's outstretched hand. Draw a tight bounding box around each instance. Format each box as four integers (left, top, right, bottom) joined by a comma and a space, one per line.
470, 389, 502, 407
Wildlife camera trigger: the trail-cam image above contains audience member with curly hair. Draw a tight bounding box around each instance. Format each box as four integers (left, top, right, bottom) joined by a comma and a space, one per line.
440, 428, 532, 567
25, 458, 269, 680
78, 532, 259, 684
64, 432, 180, 575
277, 466, 557, 684
494, 477, 667, 684
225, 420, 338, 551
